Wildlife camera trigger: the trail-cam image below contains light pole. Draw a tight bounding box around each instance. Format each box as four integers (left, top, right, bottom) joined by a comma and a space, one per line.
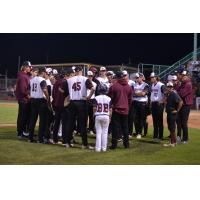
18, 56, 20, 72
193, 33, 198, 61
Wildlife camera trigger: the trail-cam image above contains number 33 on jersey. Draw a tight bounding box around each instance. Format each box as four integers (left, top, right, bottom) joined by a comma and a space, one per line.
94, 95, 112, 116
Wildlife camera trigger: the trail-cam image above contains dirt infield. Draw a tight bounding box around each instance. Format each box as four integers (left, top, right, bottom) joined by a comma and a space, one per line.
147, 110, 200, 130
0, 103, 17, 108
0, 110, 200, 129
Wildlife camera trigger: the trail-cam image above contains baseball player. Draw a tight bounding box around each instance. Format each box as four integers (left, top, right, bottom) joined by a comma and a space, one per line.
16, 61, 31, 138
106, 71, 115, 136
106, 71, 115, 86
132, 73, 149, 139
150, 72, 166, 141
93, 84, 112, 152
176, 70, 193, 144
44, 68, 54, 143
59, 68, 75, 146
51, 71, 65, 144
28, 67, 49, 143
30, 67, 39, 78
123, 70, 136, 138
89, 67, 101, 97
108, 71, 132, 149
66, 66, 95, 149
123, 70, 135, 86
97, 66, 110, 89
164, 82, 183, 147
87, 71, 97, 135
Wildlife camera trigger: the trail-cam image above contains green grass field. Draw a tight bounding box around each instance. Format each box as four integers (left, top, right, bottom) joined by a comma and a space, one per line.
0, 102, 200, 164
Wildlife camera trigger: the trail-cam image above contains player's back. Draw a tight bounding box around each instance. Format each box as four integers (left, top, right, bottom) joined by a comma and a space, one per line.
94, 95, 111, 116
30, 76, 45, 99
67, 75, 88, 100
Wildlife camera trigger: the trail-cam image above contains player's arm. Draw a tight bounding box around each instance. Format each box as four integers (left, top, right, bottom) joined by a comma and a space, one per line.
108, 85, 113, 99
173, 93, 183, 113
137, 85, 149, 96
176, 100, 183, 113
109, 101, 113, 122
161, 85, 166, 94
159, 85, 167, 104
93, 99, 97, 116
86, 79, 94, 100
40, 80, 49, 101
59, 87, 64, 93
59, 80, 69, 96
27, 82, 31, 99
64, 95, 70, 107
128, 86, 133, 106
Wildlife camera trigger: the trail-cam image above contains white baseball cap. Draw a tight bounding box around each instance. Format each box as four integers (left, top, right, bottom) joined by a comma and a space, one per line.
135, 73, 140, 78
100, 66, 106, 71
150, 72, 156, 78
122, 70, 128, 76
72, 66, 76, 72
22, 61, 31, 67
181, 70, 188, 76
135, 72, 144, 78
167, 82, 173, 87
87, 71, 93, 76
52, 69, 58, 75
171, 75, 177, 81
106, 71, 114, 76
46, 68, 53, 74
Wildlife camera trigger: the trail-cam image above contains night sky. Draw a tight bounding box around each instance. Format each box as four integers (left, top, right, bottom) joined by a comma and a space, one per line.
0, 33, 195, 77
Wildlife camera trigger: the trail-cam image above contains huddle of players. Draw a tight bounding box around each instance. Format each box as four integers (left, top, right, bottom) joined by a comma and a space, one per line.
131, 70, 193, 148
16, 61, 193, 151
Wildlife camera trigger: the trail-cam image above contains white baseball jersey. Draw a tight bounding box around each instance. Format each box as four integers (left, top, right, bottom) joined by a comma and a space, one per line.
94, 95, 111, 116
87, 81, 97, 99
46, 79, 52, 87
30, 76, 46, 98
67, 75, 89, 100
132, 82, 148, 102
97, 77, 110, 88
151, 82, 165, 102
128, 79, 135, 86
94, 94, 111, 152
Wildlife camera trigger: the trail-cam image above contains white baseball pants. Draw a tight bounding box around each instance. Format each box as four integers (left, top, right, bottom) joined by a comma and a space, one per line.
95, 115, 109, 152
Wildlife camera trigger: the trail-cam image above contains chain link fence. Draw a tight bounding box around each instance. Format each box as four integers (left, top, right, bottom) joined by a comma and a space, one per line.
0, 78, 16, 100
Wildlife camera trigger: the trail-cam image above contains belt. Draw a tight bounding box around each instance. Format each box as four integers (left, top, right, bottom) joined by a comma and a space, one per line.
95, 114, 109, 116
133, 101, 147, 104
152, 101, 164, 104
71, 99, 86, 101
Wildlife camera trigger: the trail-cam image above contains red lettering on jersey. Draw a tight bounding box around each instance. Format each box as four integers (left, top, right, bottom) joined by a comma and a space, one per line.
97, 103, 109, 113
103, 103, 108, 112
72, 82, 81, 91
32, 83, 37, 92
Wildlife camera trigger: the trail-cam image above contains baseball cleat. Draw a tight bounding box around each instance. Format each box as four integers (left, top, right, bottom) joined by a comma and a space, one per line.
89, 131, 94, 135
163, 143, 176, 147
23, 132, 29, 137
177, 136, 181, 144
136, 134, 142, 139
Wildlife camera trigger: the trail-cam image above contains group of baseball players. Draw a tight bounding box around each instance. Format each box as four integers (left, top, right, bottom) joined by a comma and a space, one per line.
15, 61, 193, 152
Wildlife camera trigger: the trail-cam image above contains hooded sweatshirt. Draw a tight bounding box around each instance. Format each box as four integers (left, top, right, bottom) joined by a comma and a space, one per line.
108, 79, 132, 115
177, 79, 193, 106
15, 71, 30, 103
